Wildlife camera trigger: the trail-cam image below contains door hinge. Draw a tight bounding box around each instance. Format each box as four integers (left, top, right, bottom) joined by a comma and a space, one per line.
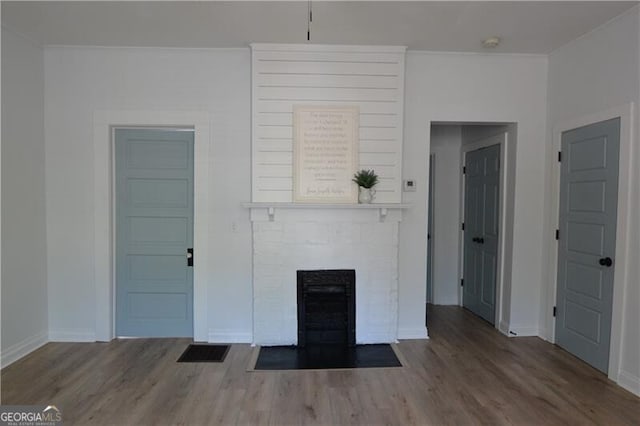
553, 306, 557, 317
463, 166, 466, 174
461, 222, 465, 231
558, 151, 562, 162
460, 279, 464, 287
555, 229, 559, 240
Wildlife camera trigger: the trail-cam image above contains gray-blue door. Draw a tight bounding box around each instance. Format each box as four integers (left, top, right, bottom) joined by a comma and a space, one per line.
555, 118, 620, 373
463, 145, 499, 324
115, 128, 194, 337
427, 154, 434, 304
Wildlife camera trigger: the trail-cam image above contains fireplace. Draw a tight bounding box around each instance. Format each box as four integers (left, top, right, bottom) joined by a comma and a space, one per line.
249, 207, 404, 345
297, 270, 356, 347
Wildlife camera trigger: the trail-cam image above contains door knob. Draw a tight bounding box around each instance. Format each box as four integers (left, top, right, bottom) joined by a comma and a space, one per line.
472, 237, 478, 243
478, 237, 484, 244
599, 257, 613, 267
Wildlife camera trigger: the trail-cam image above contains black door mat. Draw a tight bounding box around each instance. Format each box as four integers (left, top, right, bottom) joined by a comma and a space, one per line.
254, 344, 401, 370
177, 344, 230, 363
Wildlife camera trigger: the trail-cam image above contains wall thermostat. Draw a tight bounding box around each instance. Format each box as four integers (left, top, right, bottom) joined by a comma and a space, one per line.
403, 180, 417, 192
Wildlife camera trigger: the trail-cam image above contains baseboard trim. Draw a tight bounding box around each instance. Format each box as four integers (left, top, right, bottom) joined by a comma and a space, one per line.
397, 326, 429, 340
207, 330, 252, 344
537, 327, 551, 342
617, 370, 640, 396
49, 329, 96, 342
1, 330, 48, 368
357, 331, 398, 344
498, 320, 510, 336
506, 325, 539, 337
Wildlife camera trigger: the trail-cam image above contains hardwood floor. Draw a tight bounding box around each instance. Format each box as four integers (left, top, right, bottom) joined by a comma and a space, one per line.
2, 305, 639, 425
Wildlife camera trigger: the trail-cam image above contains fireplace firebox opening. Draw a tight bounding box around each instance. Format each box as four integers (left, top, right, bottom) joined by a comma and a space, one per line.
297, 269, 356, 347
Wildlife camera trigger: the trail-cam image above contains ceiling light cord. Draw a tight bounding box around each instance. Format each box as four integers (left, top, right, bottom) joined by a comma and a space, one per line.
307, 0, 312, 41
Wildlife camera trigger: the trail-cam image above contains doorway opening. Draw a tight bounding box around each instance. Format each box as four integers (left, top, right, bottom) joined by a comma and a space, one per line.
93, 110, 210, 342
427, 122, 516, 334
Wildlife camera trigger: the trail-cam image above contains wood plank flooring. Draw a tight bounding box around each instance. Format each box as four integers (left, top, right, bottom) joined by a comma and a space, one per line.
2, 305, 639, 425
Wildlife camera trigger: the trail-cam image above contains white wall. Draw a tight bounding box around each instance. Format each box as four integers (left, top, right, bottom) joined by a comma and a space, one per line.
545, 6, 640, 394
429, 125, 461, 305
44, 47, 253, 341
43, 46, 549, 345
401, 52, 548, 337
1, 27, 48, 366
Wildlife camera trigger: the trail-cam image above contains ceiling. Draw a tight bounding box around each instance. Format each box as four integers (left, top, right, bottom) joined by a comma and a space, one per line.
2, 1, 638, 54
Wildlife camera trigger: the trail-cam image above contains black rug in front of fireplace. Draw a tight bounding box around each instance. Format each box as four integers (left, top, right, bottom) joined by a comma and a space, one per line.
254, 344, 401, 370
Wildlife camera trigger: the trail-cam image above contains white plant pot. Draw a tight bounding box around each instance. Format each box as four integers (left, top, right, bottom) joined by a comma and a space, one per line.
358, 187, 376, 204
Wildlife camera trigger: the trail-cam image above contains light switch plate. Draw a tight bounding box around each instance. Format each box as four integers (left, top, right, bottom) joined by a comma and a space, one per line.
403, 180, 417, 192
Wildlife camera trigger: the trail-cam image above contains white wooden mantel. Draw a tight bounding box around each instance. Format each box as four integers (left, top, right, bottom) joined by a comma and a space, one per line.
242, 202, 410, 222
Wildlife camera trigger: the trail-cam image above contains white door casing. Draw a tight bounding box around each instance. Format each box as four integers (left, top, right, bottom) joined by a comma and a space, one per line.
93, 110, 210, 342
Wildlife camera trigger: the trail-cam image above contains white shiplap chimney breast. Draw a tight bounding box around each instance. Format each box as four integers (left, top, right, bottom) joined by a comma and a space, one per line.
251, 43, 406, 203
249, 44, 407, 345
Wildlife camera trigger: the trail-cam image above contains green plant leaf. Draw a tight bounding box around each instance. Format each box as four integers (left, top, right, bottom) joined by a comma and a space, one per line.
352, 169, 379, 188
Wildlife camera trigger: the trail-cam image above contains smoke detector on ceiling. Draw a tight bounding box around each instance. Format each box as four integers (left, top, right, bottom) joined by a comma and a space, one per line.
482, 37, 501, 48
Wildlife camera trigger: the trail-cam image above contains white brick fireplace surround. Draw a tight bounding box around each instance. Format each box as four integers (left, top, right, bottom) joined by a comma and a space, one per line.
246, 205, 408, 345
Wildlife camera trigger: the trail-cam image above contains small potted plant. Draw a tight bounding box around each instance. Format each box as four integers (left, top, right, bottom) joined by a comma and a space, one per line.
352, 169, 379, 204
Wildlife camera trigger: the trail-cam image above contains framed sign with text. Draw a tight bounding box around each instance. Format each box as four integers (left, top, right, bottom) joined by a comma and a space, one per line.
293, 106, 359, 203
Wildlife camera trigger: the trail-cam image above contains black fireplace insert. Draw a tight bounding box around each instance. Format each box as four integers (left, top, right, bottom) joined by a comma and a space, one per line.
297, 269, 356, 347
